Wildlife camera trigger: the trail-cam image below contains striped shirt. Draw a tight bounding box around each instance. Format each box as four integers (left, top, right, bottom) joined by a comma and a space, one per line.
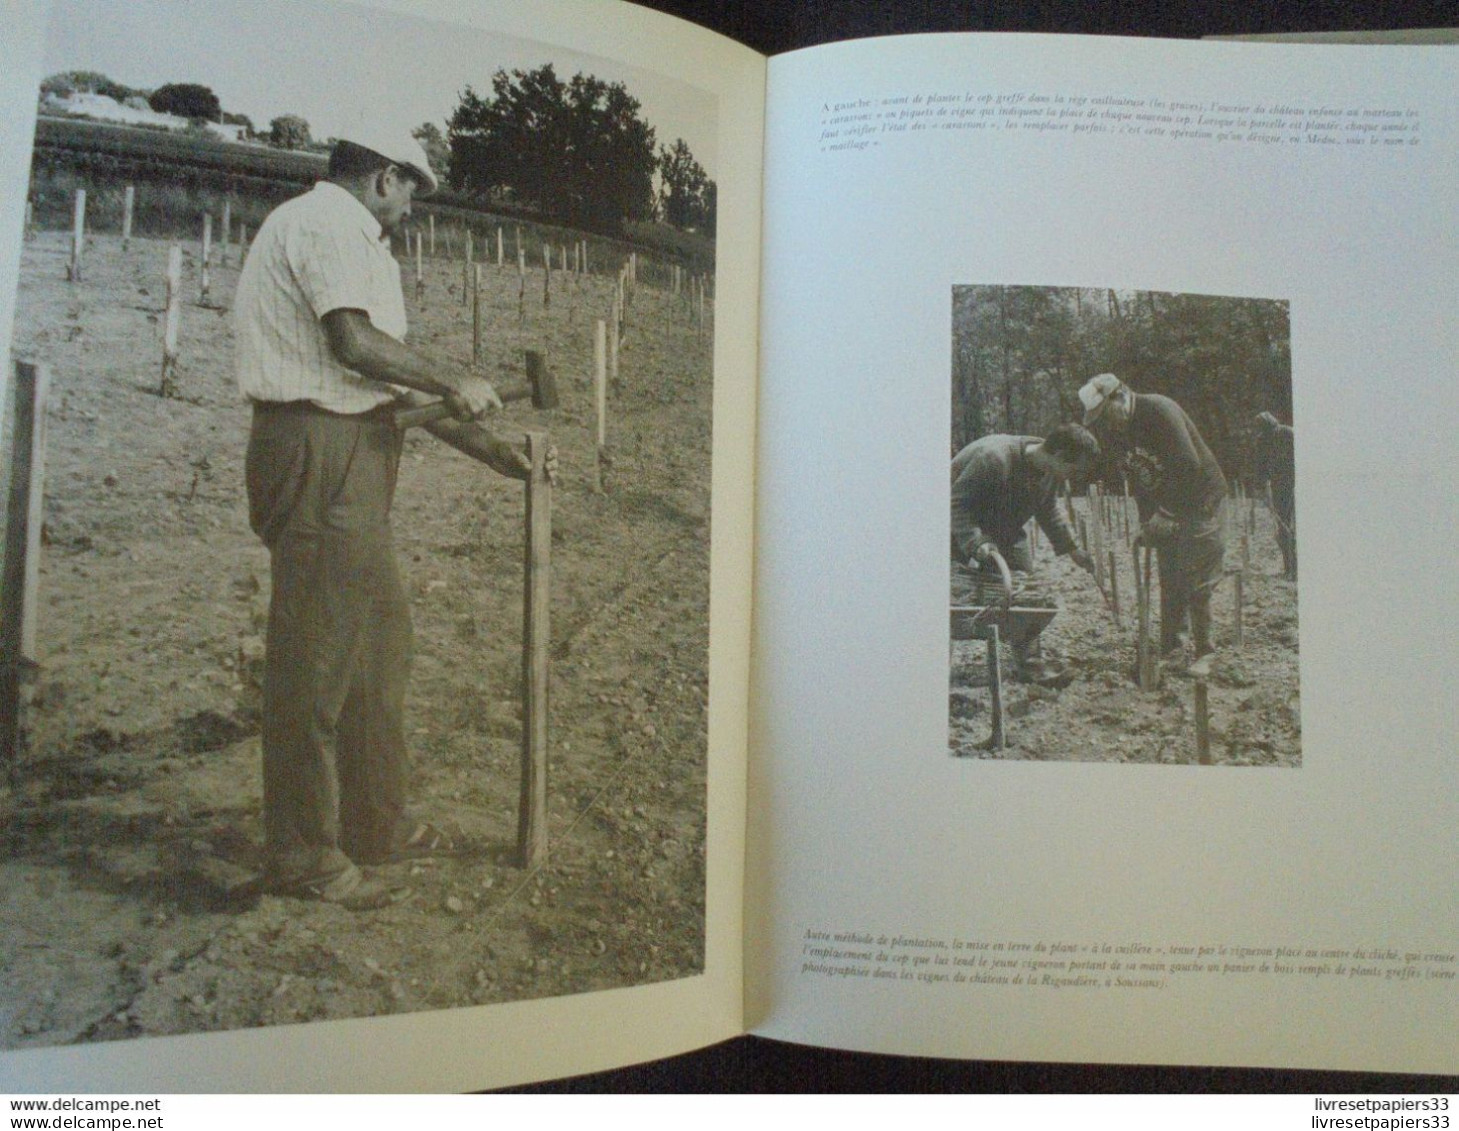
233, 181, 408, 414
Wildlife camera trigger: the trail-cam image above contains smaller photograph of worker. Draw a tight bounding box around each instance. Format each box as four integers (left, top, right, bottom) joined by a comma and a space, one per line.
948, 285, 1298, 766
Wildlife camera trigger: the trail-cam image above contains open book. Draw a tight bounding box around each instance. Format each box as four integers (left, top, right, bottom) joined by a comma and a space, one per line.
0, 0, 1454, 1093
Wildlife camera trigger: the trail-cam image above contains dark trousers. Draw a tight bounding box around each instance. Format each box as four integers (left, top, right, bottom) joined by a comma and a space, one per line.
1272, 487, 1297, 580
246, 403, 412, 877
1156, 506, 1226, 656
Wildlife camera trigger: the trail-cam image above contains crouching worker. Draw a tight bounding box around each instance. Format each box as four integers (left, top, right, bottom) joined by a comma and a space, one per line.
950, 425, 1099, 681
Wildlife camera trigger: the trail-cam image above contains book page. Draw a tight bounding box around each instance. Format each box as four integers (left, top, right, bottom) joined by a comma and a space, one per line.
748, 33, 1456, 1074
0, 0, 762, 1092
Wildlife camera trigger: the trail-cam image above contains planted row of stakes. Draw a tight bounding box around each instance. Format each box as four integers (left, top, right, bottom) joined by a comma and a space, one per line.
33, 184, 714, 488
1023, 479, 1261, 765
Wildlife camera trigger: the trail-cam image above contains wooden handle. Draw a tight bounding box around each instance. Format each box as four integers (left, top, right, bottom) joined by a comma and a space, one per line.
393, 399, 454, 429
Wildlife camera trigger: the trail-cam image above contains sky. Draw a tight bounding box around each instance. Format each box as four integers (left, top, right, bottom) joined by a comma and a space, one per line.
41, 0, 719, 177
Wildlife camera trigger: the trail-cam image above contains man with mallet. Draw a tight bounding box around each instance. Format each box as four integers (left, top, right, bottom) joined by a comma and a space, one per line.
950, 424, 1100, 680
234, 126, 553, 909
1079, 373, 1227, 667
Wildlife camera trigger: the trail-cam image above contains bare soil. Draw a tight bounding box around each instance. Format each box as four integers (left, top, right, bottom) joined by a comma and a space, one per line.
950, 509, 1302, 766
1, 229, 712, 1048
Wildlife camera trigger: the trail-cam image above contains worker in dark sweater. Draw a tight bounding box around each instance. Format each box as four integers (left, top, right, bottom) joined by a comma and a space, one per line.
1254, 410, 1297, 580
1080, 373, 1228, 663
950, 425, 1098, 676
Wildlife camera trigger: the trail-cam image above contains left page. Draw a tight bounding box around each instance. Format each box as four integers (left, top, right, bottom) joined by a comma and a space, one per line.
0, 0, 763, 1092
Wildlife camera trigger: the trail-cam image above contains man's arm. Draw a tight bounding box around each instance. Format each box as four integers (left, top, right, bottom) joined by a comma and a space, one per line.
422, 416, 534, 481
1032, 482, 1079, 559
321, 308, 500, 417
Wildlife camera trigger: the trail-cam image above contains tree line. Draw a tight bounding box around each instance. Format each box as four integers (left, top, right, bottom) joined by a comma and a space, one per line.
951, 286, 1292, 487
39, 64, 716, 237
445, 63, 714, 235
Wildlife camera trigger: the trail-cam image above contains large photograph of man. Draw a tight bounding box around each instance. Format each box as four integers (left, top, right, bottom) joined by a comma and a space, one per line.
1, 0, 718, 1049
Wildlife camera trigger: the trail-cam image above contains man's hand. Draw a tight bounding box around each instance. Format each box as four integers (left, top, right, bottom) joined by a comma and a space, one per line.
1135, 514, 1178, 548
971, 540, 998, 565
1069, 548, 1095, 573
445, 373, 502, 421
486, 434, 560, 484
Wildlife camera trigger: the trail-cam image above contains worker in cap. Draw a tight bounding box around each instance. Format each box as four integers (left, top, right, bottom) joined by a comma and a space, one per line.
1077, 372, 1227, 667
1079, 372, 1132, 428
233, 122, 555, 908
1253, 410, 1297, 580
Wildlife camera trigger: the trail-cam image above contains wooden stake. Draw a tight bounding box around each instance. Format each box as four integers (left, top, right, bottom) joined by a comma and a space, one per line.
1108, 548, 1121, 627
1234, 569, 1245, 650
594, 319, 607, 492
200, 213, 212, 304
472, 264, 483, 364
1136, 544, 1157, 690
609, 295, 620, 390
1194, 677, 1211, 765
428, 213, 435, 256
496, 226, 503, 267
415, 233, 425, 305
1, 361, 51, 763
1089, 485, 1106, 592
67, 189, 85, 281
1134, 545, 1147, 688
542, 243, 551, 308
517, 247, 526, 324
463, 231, 473, 306
517, 431, 552, 869
985, 624, 1006, 751
221, 199, 231, 266
161, 245, 182, 396
121, 185, 134, 251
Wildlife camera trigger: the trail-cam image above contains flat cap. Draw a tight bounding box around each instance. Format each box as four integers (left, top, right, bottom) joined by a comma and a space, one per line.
1079, 373, 1124, 426
335, 124, 438, 195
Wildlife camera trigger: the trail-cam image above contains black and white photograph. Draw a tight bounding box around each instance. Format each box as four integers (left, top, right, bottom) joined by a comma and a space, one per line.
1, 0, 717, 1048
948, 284, 1299, 764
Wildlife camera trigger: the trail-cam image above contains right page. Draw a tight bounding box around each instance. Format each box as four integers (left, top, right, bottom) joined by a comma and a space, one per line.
748, 33, 1457, 1074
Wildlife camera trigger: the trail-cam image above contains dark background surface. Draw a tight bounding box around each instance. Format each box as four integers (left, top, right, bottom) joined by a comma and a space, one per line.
511, 0, 1459, 1094
626, 0, 1458, 53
